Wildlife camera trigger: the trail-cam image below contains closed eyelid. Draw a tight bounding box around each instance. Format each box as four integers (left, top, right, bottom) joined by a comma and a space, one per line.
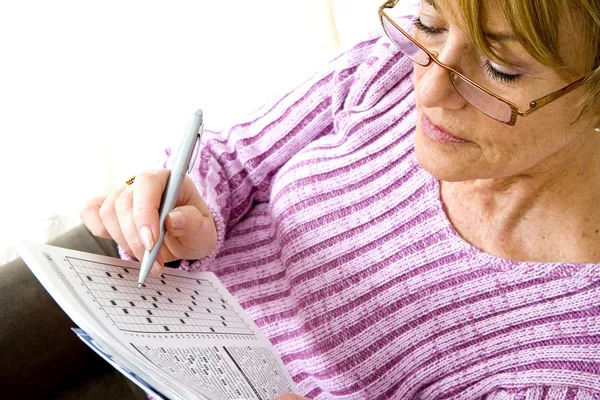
423, 0, 440, 11
413, 16, 528, 80
488, 61, 523, 75
484, 55, 532, 74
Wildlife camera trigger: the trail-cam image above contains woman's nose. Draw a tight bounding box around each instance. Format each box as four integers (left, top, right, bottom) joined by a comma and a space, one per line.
415, 50, 469, 111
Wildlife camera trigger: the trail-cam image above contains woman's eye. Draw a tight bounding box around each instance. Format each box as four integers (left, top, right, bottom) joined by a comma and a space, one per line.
411, 16, 523, 85
483, 60, 522, 84
412, 17, 444, 36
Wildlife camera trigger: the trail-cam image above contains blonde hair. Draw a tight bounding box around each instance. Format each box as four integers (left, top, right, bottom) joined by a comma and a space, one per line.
444, 0, 600, 123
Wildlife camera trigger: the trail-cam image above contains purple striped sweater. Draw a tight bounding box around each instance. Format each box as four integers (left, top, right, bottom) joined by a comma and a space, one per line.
127, 33, 600, 399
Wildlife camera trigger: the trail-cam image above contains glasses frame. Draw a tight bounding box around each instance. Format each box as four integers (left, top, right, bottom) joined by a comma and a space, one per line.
378, 0, 586, 125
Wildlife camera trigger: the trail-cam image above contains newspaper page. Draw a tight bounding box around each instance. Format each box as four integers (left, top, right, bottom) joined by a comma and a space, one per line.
17, 241, 297, 400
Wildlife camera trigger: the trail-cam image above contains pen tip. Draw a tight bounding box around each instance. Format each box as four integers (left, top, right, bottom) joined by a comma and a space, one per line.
138, 283, 142, 289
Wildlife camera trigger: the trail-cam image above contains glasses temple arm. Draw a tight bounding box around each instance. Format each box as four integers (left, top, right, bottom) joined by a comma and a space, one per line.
520, 77, 586, 116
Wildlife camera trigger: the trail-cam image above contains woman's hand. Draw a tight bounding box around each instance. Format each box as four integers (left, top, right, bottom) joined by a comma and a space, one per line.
275, 394, 311, 400
80, 169, 217, 275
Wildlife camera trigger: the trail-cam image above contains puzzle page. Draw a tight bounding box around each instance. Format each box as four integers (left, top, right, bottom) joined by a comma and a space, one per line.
67, 256, 254, 340
17, 241, 297, 400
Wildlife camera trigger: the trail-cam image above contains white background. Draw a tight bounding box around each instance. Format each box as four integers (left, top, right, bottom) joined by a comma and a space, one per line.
0, 0, 382, 265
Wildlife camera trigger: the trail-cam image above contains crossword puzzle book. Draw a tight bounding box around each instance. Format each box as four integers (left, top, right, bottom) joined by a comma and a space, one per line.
17, 241, 297, 400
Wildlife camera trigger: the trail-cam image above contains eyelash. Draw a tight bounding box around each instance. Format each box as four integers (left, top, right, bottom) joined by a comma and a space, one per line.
482, 60, 521, 84
412, 17, 522, 84
413, 17, 444, 36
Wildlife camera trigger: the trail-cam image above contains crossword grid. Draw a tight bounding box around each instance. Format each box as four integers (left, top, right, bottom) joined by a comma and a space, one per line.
66, 257, 254, 335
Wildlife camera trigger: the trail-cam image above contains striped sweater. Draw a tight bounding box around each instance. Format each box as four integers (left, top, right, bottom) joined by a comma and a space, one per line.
147, 33, 600, 399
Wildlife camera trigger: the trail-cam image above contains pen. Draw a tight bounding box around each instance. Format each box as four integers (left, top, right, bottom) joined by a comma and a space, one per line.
137, 109, 204, 287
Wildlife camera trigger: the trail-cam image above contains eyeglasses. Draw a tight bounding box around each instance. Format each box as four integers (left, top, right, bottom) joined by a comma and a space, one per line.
378, 0, 586, 125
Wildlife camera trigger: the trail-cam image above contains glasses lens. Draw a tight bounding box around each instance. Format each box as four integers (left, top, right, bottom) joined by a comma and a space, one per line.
450, 73, 514, 123
382, 0, 516, 124
381, 11, 429, 66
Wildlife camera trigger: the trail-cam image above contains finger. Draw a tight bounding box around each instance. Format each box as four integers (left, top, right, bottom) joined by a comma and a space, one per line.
80, 195, 111, 238
114, 185, 148, 263
131, 169, 170, 253
132, 171, 211, 259
165, 177, 216, 259
165, 205, 207, 238
98, 183, 134, 257
164, 205, 216, 260
150, 261, 164, 278
115, 183, 170, 266
275, 394, 311, 400
150, 248, 173, 277
82, 193, 162, 266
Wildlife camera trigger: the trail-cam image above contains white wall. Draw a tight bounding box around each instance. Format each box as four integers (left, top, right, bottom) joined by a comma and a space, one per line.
0, 0, 383, 265
332, 0, 383, 48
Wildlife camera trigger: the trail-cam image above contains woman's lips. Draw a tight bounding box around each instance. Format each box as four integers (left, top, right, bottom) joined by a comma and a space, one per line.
421, 114, 469, 144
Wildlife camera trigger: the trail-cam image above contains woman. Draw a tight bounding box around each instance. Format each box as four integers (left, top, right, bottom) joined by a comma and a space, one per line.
81, 0, 600, 398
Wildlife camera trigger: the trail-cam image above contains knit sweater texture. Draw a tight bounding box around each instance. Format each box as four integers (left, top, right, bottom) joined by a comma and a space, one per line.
125, 33, 600, 399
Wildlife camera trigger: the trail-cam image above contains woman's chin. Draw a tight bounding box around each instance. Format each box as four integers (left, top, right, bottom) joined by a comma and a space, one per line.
414, 129, 480, 182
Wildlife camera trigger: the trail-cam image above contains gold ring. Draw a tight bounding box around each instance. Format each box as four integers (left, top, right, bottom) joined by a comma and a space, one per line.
125, 175, 136, 186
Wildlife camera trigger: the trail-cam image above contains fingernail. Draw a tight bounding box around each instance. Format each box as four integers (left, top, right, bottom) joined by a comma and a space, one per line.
140, 226, 154, 251
150, 262, 163, 278
169, 210, 186, 229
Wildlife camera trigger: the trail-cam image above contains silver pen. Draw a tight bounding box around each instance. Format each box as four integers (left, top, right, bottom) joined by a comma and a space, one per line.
137, 109, 204, 287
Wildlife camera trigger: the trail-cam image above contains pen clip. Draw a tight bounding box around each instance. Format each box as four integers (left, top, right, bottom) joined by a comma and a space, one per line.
187, 123, 203, 174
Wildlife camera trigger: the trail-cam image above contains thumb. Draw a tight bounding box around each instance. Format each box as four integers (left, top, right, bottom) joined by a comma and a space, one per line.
165, 205, 211, 238
164, 205, 217, 261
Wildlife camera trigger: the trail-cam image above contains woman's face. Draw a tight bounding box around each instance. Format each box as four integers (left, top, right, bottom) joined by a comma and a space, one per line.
412, 0, 596, 182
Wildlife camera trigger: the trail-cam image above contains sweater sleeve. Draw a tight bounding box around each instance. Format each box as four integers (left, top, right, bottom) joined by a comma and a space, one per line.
158, 33, 389, 271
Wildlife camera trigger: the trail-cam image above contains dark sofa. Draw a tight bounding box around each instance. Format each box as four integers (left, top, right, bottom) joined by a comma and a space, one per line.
0, 224, 146, 399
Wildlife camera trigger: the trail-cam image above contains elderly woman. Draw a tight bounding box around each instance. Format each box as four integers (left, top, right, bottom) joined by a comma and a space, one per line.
76, 0, 600, 398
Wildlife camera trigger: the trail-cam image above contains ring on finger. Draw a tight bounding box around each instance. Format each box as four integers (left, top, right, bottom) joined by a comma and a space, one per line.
125, 175, 136, 186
